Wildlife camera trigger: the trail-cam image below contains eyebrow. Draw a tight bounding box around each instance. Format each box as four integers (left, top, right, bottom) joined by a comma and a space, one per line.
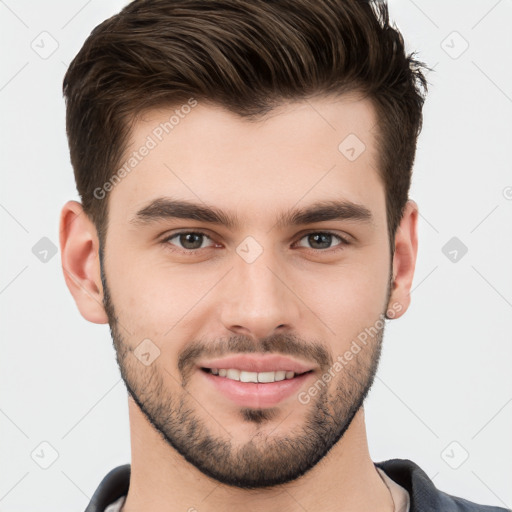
130, 197, 374, 230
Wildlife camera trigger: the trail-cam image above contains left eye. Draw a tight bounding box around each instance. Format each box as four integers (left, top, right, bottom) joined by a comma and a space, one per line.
295, 232, 346, 250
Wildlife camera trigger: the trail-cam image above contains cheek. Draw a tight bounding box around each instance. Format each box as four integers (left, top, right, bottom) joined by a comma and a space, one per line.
107, 259, 218, 341
301, 259, 389, 344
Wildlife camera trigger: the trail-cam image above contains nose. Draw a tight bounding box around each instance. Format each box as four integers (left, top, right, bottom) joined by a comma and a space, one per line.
219, 247, 301, 340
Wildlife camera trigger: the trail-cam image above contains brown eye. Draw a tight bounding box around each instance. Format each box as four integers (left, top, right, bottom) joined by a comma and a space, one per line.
296, 232, 348, 251
162, 231, 214, 251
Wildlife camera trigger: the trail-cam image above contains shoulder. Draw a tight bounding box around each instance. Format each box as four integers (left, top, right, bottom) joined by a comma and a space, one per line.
375, 458, 510, 512
84, 464, 131, 512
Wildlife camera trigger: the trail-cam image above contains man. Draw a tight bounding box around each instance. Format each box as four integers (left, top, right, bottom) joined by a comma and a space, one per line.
59, 1, 508, 511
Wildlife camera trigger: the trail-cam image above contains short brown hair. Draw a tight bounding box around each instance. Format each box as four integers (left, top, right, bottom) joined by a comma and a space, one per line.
63, 0, 430, 253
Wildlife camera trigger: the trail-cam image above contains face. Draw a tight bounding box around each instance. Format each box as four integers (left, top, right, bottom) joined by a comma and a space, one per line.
100, 95, 395, 489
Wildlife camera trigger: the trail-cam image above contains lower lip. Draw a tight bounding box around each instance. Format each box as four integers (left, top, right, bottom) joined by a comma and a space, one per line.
199, 369, 314, 408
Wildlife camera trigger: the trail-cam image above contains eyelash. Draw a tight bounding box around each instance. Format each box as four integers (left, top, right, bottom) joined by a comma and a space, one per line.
160, 230, 350, 255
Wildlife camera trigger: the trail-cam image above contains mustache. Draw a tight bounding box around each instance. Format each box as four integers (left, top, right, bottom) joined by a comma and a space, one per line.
177, 332, 333, 381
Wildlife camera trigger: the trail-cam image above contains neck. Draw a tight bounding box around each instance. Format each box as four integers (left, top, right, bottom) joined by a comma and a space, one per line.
122, 401, 393, 512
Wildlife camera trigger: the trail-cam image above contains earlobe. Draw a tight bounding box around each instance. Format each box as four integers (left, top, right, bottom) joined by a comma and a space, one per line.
59, 200, 109, 324
386, 199, 419, 320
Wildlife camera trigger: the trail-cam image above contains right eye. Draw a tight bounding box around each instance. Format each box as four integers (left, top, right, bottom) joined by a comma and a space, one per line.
161, 231, 218, 252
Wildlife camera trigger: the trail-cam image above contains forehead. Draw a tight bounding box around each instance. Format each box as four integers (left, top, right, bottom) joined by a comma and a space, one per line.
108, 95, 385, 230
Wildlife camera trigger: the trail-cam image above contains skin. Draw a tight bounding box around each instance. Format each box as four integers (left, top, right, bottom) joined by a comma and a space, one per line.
60, 94, 418, 512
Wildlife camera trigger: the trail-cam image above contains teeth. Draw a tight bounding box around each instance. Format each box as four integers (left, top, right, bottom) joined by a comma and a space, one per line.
258, 371, 278, 383
274, 371, 286, 382
226, 369, 240, 380
209, 368, 300, 383
240, 371, 258, 383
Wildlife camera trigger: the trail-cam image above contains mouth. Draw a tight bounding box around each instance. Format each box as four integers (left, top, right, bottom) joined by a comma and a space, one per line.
198, 367, 316, 408
200, 367, 314, 383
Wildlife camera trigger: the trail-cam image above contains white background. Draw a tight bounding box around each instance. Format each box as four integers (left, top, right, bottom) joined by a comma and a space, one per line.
1, 0, 511, 510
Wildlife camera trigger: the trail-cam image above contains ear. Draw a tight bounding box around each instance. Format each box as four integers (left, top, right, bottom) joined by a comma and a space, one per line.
386, 199, 419, 319
59, 200, 108, 324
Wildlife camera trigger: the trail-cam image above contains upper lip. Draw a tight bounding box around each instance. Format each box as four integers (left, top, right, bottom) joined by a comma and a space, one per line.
198, 354, 317, 374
